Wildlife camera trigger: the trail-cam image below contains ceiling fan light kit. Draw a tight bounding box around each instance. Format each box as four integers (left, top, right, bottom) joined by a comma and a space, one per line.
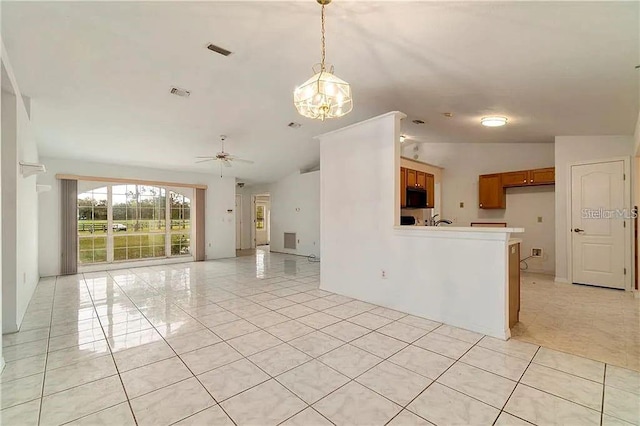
481, 116, 508, 127
293, 0, 352, 121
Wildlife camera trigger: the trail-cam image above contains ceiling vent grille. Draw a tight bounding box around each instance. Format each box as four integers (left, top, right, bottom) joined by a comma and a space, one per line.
170, 87, 191, 97
207, 43, 232, 56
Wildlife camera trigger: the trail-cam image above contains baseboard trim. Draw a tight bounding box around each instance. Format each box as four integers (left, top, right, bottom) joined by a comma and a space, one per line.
554, 276, 570, 283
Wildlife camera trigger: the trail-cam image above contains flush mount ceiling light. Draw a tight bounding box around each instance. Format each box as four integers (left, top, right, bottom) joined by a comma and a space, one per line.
481, 116, 508, 127
293, 0, 352, 121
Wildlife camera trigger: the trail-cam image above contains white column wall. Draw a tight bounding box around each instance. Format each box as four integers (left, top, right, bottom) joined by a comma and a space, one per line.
1, 45, 40, 334
319, 112, 513, 339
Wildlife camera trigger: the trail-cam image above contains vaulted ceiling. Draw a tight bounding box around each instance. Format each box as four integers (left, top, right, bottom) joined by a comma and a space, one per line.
3, 1, 638, 182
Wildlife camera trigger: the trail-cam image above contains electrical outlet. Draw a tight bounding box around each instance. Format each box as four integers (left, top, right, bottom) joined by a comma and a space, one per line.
459, 202, 464, 208
531, 248, 543, 258
537, 216, 543, 223
381, 270, 387, 279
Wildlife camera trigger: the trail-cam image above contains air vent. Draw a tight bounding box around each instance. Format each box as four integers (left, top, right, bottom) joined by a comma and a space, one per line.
288, 122, 302, 129
284, 233, 297, 250
207, 43, 232, 56
170, 87, 191, 97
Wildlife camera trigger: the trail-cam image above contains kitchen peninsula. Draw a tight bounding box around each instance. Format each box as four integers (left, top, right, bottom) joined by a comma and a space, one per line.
318, 111, 524, 340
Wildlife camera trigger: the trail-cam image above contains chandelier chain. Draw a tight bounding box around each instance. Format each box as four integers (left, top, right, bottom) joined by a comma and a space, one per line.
320, 4, 326, 71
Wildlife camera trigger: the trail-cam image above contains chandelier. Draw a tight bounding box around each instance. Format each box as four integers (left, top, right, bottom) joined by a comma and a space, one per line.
293, 0, 353, 121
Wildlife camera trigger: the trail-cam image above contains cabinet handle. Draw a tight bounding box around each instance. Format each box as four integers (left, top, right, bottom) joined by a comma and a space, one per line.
480, 203, 483, 207
529, 179, 533, 183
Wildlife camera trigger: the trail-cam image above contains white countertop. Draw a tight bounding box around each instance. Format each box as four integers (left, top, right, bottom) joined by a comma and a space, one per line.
393, 225, 525, 233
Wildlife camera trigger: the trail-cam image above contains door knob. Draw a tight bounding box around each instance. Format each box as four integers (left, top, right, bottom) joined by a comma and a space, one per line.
573, 228, 585, 233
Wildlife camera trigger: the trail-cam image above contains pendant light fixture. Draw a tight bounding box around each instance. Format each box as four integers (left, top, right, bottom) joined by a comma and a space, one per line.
293, 0, 352, 121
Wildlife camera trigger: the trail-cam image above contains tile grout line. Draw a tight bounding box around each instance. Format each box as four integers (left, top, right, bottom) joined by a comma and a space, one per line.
383, 332, 488, 425
110, 265, 369, 424
36, 275, 58, 426
104, 269, 241, 426
491, 345, 542, 426
600, 364, 607, 426
80, 272, 140, 426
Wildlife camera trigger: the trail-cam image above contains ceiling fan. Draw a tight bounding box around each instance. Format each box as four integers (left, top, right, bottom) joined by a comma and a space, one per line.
196, 135, 254, 177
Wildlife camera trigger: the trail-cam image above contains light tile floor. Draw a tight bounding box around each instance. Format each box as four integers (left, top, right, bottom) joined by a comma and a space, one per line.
513, 272, 640, 371
1, 252, 639, 425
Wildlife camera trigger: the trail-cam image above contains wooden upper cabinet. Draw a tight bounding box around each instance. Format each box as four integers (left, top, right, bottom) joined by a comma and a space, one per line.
478, 166, 554, 209
502, 170, 530, 187
400, 167, 436, 208
530, 167, 555, 185
406, 169, 417, 188
426, 173, 435, 207
400, 167, 407, 207
479, 174, 505, 209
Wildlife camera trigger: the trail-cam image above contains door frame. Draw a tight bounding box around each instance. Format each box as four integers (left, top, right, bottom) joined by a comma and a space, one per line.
235, 194, 242, 250
566, 156, 632, 290
250, 193, 270, 249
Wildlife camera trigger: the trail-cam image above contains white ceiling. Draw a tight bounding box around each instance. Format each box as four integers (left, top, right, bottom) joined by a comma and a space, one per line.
3, 1, 638, 183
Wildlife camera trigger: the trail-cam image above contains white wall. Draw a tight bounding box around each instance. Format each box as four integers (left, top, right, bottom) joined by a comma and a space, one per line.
1, 54, 40, 333
269, 171, 320, 257
320, 112, 514, 339
405, 142, 556, 274
237, 171, 321, 257
554, 135, 635, 282
38, 157, 236, 276
2, 87, 18, 334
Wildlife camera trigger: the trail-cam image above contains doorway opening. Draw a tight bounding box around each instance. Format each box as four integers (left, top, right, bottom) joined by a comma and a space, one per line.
252, 194, 270, 249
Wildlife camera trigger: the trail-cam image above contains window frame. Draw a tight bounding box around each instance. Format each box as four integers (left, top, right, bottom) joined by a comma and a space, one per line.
76, 182, 194, 265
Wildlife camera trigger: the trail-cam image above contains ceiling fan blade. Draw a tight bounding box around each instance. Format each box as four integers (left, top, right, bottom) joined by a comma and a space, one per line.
223, 160, 232, 167
196, 156, 217, 159
195, 158, 216, 163
228, 157, 254, 164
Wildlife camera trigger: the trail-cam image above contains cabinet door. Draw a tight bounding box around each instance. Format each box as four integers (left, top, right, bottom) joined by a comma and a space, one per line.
530, 167, 555, 185
479, 174, 505, 209
416, 171, 426, 189
426, 174, 435, 208
400, 168, 407, 207
501, 170, 529, 187
406, 169, 417, 187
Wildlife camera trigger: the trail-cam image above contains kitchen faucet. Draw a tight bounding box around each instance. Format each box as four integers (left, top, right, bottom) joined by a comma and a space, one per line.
434, 219, 453, 226
428, 214, 439, 226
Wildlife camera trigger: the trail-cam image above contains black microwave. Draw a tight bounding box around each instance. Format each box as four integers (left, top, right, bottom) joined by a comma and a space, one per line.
406, 187, 427, 209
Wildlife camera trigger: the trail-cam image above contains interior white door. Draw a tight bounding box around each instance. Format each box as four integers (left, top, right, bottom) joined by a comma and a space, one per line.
571, 160, 626, 289
235, 195, 241, 250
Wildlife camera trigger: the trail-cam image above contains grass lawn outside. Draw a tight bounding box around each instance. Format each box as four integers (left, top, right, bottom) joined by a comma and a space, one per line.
78, 223, 191, 264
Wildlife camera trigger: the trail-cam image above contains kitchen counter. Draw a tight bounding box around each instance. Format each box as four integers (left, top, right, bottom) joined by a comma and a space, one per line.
394, 225, 524, 233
